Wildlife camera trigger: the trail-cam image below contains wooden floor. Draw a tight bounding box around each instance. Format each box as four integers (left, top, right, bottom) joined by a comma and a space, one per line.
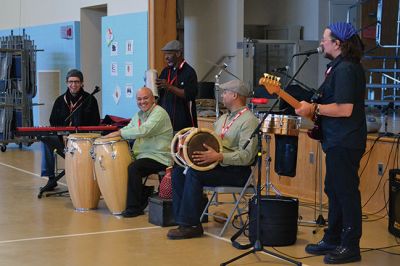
0, 143, 399, 266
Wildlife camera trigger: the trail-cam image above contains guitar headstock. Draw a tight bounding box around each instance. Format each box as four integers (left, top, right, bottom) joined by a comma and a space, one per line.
258, 73, 281, 95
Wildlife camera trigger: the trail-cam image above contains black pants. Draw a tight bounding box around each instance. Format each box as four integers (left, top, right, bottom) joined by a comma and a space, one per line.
126, 158, 167, 211
322, 146, 364, 248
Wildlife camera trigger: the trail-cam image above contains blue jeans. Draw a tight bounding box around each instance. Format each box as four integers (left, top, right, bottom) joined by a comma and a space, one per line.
172, 165, 251, 226
40, 136, 65, 178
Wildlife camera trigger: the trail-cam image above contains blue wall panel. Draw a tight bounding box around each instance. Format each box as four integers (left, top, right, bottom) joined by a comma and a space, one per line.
101, 12, 148, 119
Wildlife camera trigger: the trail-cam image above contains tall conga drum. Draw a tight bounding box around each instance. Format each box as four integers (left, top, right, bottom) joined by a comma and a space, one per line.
92, 136, 132, 215
65, 133, 101, 211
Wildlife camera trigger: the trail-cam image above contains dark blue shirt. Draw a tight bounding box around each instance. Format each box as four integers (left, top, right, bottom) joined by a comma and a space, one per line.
318, 56, 367, 151
158, 61, 198, 131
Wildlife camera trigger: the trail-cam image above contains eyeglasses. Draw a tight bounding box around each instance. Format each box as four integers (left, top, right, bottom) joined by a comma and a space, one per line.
320, 38, 335, 43
67, 80, 81, 85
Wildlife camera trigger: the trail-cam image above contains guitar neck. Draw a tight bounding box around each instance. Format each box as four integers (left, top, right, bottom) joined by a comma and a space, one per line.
275, 89, 301, 109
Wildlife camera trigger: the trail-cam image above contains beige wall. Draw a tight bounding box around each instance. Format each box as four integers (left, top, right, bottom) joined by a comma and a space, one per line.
0, 0, 147, 30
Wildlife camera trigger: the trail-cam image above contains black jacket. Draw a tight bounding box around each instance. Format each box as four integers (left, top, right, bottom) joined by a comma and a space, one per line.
49, 88, 100, 126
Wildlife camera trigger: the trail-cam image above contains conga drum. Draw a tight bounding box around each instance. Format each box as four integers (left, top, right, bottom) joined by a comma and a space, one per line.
92, 136, 132, 215
65, 133, 101, 211
171, 127, 223, 171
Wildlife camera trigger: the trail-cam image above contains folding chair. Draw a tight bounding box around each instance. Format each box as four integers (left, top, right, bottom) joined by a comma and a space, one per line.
200, 164, 257, 237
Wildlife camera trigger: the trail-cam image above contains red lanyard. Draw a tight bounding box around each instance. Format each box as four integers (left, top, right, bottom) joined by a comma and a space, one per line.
220, 107, 248, 139
167, 60, 185, 85
64, 95, 82, 125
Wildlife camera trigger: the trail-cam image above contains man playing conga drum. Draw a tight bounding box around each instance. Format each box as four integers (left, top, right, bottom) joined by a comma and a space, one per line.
104, 87, 173, 217
167, 80, 258, 239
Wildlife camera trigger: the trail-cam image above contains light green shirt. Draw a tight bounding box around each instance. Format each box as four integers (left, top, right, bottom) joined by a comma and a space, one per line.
214, 106, 258, 166
120, 104, 173, 167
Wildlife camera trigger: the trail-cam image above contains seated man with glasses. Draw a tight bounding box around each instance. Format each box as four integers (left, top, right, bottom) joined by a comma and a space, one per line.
40, 69, 100, 191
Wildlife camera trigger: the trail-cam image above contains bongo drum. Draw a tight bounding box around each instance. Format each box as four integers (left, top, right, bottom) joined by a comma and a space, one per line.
92, 136, 132, 215
171, 127, 222, 171
65, 133, 101, 211
261, 114, 301, 136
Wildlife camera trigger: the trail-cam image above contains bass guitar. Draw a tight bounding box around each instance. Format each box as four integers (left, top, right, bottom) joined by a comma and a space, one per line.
258, 73, 321, 140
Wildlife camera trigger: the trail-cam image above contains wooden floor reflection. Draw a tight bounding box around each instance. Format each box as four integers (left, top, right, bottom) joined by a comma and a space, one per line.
0, 143, 399, 266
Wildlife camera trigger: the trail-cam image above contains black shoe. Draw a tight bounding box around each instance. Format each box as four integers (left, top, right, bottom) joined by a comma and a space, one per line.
305, 240, 338, 255
324, 246, 361, 264
167, 224, 204, 240
121, 209, 144, 218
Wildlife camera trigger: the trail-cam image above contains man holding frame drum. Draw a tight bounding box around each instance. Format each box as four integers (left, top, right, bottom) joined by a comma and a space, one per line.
104, 87, 173, 218
167, 80, 258, 240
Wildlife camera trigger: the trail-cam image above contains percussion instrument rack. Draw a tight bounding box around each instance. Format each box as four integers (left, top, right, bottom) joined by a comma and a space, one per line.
0, 30, 41, 152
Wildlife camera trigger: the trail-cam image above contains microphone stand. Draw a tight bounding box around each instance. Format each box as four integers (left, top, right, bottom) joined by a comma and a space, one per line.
64, 86, 100, 124
284, 55, 326, 231
221, 100, 301, 266
214, 65, 241, 119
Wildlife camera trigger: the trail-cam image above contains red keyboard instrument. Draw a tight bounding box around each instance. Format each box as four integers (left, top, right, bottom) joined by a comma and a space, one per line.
15, 126, 119, 137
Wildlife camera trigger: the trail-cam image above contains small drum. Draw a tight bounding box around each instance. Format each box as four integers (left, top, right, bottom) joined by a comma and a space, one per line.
171, 127, 223, 171
145, 69, 158, 98
65, 133, 101, 211
261, 114, 301, 136
92, 136, 132, 215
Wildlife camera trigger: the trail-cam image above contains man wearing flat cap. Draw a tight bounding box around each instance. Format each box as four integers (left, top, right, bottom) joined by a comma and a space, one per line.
167, 79, 258, 240
295, 22, 366, 264
156, 40, 198, 132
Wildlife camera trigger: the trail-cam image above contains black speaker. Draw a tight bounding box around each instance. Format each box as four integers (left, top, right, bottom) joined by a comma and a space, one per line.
197, 82, 215, 99
389, 169, 400, 237
274, 135, 298, 177
249, 195, 298, 246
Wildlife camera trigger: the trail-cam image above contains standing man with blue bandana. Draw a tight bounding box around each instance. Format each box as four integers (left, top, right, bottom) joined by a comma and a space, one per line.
295, 22, 366, 264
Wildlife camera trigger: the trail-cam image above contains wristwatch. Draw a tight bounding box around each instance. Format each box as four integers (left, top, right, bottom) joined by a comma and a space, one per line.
315, 104, 321, 116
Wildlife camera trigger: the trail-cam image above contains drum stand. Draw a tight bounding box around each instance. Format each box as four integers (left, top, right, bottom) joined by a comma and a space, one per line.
263, 134, 281, 196
38, 149, 68, 199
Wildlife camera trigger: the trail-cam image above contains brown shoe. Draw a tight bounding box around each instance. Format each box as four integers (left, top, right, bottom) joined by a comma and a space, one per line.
167, 225, 204, 240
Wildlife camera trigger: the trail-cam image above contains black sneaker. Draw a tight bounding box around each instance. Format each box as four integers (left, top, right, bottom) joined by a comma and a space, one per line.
121, 209, 144, 218
324, 246, 361, 264
305, 240, 338, 255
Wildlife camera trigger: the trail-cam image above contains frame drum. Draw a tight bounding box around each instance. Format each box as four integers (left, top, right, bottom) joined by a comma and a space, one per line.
171, 127, 223, 171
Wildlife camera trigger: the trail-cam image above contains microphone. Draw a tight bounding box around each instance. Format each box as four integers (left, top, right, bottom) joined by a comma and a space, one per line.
272, 66, 289, 72
293, 46, 323, 56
